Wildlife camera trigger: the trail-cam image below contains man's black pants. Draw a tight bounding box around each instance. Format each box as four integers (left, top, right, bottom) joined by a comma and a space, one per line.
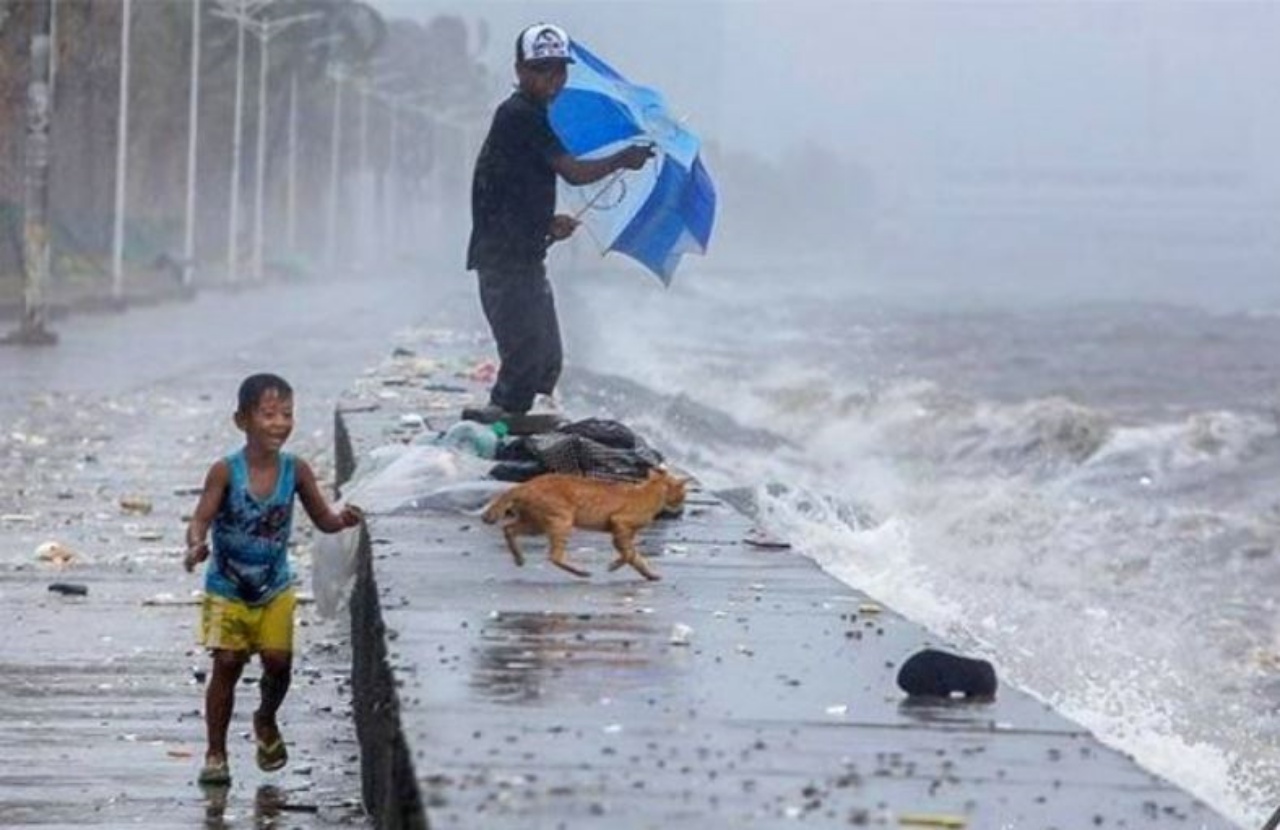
477, 263, 562, 414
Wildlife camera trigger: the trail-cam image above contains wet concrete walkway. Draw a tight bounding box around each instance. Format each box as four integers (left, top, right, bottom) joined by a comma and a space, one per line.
336, 330, 1238, 830
0, 271, 458, 828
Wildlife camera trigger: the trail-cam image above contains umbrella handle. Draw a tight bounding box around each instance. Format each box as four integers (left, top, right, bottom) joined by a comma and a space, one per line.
571, 142, 659, 219
573, 170, 627, 220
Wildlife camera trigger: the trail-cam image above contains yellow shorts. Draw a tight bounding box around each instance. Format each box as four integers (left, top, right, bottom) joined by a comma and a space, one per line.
199, 588, 296, 654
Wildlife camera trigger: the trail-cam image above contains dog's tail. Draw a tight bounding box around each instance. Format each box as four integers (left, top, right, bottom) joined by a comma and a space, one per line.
481, 488, 517, 524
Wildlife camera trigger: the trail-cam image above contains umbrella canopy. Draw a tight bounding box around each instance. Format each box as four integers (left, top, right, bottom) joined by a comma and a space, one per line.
550, 41, 716, 284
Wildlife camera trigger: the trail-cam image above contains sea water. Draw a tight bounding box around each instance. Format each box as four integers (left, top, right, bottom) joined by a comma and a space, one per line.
558, 263, 1280, 829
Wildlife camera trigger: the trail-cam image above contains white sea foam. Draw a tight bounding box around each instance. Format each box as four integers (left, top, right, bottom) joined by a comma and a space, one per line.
563, 269, 1278, 827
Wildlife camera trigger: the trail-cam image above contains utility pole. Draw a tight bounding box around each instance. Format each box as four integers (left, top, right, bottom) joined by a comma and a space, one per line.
4, 0, 57, 346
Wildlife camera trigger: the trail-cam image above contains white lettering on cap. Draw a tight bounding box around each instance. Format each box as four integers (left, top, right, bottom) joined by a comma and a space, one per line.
522, 24, 571, 62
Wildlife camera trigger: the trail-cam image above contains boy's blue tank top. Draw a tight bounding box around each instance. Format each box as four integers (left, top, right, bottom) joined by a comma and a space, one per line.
205, 449, 296, 605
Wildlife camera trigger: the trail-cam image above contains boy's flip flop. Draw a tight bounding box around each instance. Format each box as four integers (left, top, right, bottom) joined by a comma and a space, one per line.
197, 759, 231, 786
256, 735, 288, 772
254, 710, 289, 772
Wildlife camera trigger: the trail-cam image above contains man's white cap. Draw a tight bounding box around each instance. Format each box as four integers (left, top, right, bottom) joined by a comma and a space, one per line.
517, 23, 575, 64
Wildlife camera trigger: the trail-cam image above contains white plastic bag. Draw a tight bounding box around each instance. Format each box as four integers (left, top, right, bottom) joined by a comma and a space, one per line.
312, 520, 361, 619
311, 443, 510, 617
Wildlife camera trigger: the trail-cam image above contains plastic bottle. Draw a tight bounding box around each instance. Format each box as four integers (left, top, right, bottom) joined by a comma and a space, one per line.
438, 420, 508, 459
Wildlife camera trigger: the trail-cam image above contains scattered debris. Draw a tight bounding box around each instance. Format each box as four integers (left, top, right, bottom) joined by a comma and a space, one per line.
126, 525, 165, 541
898, 813, 967, 828
36, 540, 77, 566
119, 496, 154, 515
743, 526, 792, 549
669, 623, 694, 646
143, 592, 201, 606
468, 360, 497, 383
399, 413, 427, 430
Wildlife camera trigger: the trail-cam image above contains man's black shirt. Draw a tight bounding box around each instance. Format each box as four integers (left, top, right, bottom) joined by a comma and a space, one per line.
467, 91, 568, 271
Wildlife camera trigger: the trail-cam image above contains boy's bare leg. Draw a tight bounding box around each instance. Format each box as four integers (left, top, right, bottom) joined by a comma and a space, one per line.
254, 650, 292, 745
206, 649, 247, 763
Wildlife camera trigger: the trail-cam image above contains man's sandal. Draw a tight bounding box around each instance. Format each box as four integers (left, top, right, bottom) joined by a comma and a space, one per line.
197, 758, 231, 786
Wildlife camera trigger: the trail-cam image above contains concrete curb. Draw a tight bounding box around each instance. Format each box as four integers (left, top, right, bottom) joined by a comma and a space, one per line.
350, 522, 429, 830
336, 411, 428, 830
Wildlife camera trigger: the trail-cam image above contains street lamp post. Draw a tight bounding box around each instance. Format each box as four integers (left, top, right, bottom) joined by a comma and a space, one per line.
376, 88, 422, 260
386, 95, 399, 257
286, 72, 300, 253
227, 12, 246, 283
252, 20, 268, 280
211, 0, 271, 285
111, 0, 133, 301
182, 0, 202, 288
356, 80, 370, 264
326, 67, 345, 270
214, 3, 321, 281
248, 12, 322, 280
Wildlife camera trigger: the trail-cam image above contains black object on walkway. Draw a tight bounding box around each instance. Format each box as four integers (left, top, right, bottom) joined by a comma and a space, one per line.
897, 647, 998, 699
47, 582, 88, 597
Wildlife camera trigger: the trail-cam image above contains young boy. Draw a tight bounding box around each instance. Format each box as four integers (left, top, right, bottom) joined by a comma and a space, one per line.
183, 373, 361, 786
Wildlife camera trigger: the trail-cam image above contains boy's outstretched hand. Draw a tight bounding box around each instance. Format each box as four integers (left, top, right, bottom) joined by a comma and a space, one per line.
184, 541, 209, 574
338, 504, 364, 529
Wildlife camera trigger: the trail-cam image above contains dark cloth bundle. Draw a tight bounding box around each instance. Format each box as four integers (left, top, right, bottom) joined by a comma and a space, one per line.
490, 417, 664, 483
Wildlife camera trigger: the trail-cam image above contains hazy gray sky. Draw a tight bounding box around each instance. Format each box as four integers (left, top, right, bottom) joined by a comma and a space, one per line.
373, 1, 1278, 188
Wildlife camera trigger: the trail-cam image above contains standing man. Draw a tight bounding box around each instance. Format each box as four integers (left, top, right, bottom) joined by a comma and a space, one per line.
466, 23, 653, 422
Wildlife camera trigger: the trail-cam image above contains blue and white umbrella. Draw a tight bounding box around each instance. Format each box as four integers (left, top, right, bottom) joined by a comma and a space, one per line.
550, 41, 716, 284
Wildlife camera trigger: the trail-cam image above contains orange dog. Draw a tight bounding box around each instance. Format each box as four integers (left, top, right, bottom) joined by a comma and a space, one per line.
481, 469, 687, 581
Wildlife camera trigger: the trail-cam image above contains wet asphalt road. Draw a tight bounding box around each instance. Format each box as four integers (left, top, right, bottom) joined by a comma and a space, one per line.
0, 271, 466, 828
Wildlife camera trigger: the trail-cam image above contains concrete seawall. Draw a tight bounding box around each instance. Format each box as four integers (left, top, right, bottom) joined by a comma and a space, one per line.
346, 519, 423, 830
334, 338, 1239, 830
